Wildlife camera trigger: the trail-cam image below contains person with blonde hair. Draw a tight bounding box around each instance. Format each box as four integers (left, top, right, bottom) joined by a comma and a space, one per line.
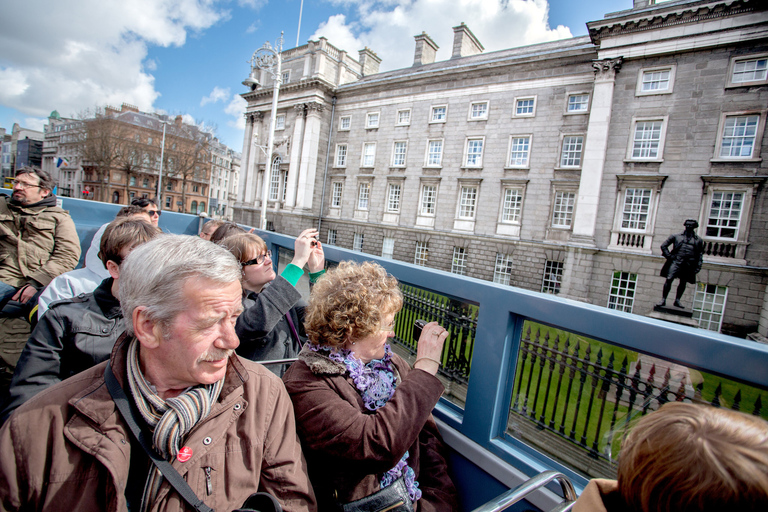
573, 401, 768, 512
283, 260, 459, 511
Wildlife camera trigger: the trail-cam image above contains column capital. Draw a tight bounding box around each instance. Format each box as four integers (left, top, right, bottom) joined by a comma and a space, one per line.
305, 102, 325, 114
592, 57, 623, 81
245, 112, 265, 123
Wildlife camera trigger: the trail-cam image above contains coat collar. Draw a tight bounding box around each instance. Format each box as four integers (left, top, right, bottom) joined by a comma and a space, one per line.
297, 344, 347, 375
93, 277, 122, 319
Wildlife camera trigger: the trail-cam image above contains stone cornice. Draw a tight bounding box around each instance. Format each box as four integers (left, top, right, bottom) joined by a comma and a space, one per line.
239, 76, 336, 101
588, 0, 761, 46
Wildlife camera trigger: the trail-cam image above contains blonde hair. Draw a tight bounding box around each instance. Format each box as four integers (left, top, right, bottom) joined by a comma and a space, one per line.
618, 402, 768, 512
217, 232, 267, 264
305, 261, 403, 348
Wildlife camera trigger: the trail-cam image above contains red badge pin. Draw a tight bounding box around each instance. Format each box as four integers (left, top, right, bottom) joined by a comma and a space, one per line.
177, 446, 193, 462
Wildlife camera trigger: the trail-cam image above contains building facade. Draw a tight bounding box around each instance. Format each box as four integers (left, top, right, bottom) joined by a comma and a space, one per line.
235, 0, 768, 337
209, 138, 240, 220
0, 124, 44, 179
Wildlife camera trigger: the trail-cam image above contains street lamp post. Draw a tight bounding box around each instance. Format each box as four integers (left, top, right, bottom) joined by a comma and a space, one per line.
244, 32, 284, 231
155, 120, 167, 210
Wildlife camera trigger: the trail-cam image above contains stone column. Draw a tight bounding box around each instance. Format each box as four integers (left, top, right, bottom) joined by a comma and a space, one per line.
240, 112, 263, 206
759, 283, 768, 337
285, 104, 306, 208
572, 57, 623, 245
295, 102, 325, 209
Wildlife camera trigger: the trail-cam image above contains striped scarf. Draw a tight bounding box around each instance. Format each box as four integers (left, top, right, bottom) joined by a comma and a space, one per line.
126, 338, 224, 509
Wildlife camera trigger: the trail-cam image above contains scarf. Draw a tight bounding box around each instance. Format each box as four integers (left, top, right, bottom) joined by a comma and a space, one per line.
126, 338, 224, 509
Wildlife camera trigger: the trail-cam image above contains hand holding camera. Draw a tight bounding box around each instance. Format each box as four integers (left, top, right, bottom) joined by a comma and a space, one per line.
412, 319, 448, 375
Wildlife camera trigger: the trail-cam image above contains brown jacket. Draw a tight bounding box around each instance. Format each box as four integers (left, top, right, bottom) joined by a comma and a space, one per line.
0, 334, 317, 512
283, 347, 459, 512
0, 195, 81, 288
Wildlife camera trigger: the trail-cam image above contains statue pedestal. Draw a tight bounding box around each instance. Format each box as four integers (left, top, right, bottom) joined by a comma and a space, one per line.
649, 305, 699, 328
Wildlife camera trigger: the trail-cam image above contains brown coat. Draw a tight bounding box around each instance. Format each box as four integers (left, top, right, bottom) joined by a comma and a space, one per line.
282, 347, 459, 512
0, 334, 317, 512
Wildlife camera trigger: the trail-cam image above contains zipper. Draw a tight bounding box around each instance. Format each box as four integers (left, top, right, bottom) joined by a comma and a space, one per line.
204, 466, 213, 496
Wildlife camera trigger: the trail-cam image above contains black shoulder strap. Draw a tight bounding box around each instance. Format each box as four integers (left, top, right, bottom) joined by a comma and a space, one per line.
104, 362, 214, 512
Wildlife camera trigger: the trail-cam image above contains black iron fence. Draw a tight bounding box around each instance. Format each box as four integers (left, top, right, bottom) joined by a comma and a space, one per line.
392, 284, 478, 386
510, 323, 767, 463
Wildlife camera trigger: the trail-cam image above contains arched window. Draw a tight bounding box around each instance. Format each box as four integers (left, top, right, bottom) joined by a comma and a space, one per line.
269, 156, 281, 201
112, 191, 120, 204
199, 202, 206, 214
191, 200, 198, 214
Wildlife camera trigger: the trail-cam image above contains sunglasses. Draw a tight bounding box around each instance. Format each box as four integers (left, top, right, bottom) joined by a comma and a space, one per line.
242, 252, 271, 266
147, 210, 162, 217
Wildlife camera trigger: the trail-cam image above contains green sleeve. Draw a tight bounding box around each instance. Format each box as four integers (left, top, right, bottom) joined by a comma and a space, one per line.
280, 263, 304, 287
309, 269, 326, 284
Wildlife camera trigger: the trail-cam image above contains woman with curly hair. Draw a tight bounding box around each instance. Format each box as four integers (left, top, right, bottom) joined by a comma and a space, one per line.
282, 261, 459, 512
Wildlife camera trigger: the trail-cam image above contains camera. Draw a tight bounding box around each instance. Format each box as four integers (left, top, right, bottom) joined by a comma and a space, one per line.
412, 319, 427, 340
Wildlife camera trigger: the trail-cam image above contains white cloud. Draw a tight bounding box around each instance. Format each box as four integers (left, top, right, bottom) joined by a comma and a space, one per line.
225, 94, 247, 130
23, 117, 47, 132
0, 0, 229, 119
201, 86, 231, 106
310, 0, 573, 71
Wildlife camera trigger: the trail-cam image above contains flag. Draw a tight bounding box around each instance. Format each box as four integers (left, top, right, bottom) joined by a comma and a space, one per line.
56, 157, 70, 168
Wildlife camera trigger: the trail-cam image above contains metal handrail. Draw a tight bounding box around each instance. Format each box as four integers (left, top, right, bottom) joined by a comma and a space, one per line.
471, 471, 578, 512
258, 357, 299, 366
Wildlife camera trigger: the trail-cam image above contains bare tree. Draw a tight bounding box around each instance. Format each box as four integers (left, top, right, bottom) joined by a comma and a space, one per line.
163, 128, 211, 213
77, 109, 130, 202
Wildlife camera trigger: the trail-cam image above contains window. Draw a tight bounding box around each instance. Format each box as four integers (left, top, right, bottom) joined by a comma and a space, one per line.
392, 141, 407, 167
414, 242, 429, 266
559, 136, 583, 167
191, 200, 198, 213
331, 182, 343, 208
420, 184, 437, 215
143, 178, 149, 188
693, 284, 728, 332
621, 188, 652, 231
275, 114, 285, 130
566, 94, 590, 113
541, 261, 563, 294
705, 191, 743, 239
637, 67, 675, 95
451, 247, 467, 275
353, 233, 364, 252
469, 101, 489, 120
514, 97, 536, 117
717, 114, 760, 159
129, 176, 136, 186
552, 191, 575, 228
508, 136, 530, 167
166, 181, 173, 191
268, 157, 281, 201
458, 186, 478, 219
630, 119, 666, 160
327, 229, 337, 245
366, 112, 379, 129
382, 237, 395, 259
396, 109, 411, 126
362, 143, 376, 167
165, 196, 172, 208
728, 55, 768, 87
426, 140, 443, 166
357, 182, 370, 210
386, 183, 401, 212
465, 138, 484, 167
281, 70, 290, 84
335, 144, 347, 167
493, 253, 513, 285
148, 137, 153, 144
607, 271, 637, 313
431, 105, 447, 123
501, 187, 523, 223
339, 116, 351, 130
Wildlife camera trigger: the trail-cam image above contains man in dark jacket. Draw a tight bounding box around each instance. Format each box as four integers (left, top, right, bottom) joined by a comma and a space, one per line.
0, 218, 159, 423
658, 219, 705, 308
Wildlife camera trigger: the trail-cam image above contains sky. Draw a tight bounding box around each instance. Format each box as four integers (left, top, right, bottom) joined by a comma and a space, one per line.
0, 0, 636, 153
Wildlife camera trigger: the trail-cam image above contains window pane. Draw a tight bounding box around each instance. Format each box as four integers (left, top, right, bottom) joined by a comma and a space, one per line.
732, 58, 768, 83
642, 69, 670, 91
705, 191, 742, 239
720, 115, 759, 158
471, 102, 487, 118
357, 183, 370, 209
427, 140, 443, 165
421, 185, 437, 215
607, 271, 637, 313
621, 188, 651, 231
560, 136, 583, 167
353, 233, 364, 251
382, 237, 395, 258
331, 182, 343, 207
516, 99, 534, 115
451, 247, 467, 275
387, 184, 401, 212
693, 283, 728, 332
509, 136, 530, 167
552, 191, 575, 227
541, 261, 564, 294
502, 188, 523, 223
493, 253, 513, 285
632, 121, 663, 159
567, 94, 589, 112
336, 145, 347, 167
466, 139, 483, 166
459, 186, 477, 219
432, 106, 446, 121
393, 142, 407, 166
414, 242, 429, 266
362, 143, 376, 166
327, 229, 337, 245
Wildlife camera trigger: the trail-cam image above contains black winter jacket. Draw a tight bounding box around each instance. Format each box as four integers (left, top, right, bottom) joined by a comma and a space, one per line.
0, 277, 122, 423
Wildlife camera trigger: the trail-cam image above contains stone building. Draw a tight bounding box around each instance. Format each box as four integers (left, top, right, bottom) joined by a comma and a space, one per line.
234, 0, 768, 337
209, 138, 240, 220
43, 104, 222, 212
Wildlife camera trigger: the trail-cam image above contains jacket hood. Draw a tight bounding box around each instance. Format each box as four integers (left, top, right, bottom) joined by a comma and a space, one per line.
297, 345, 347, 376
84, 223, 110, 279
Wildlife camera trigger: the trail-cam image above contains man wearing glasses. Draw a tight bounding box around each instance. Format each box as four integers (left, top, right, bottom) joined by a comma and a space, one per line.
0, 167, 80, 393
130, 197, 161, 227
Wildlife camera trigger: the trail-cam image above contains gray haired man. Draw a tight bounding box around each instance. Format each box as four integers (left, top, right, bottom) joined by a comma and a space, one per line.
0, 235, 316, 512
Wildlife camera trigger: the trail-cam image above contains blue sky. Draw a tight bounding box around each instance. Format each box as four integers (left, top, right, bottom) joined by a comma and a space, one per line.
0, 1, 634, 152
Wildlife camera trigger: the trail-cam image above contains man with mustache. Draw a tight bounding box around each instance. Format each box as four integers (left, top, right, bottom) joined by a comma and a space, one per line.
0, 235, 316, 512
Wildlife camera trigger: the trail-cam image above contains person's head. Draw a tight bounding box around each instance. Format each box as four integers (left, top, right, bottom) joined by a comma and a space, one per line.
131, 197, 160, 226
200, 219, 225, 241
217, 233, 273, 293
209, 222, 246, 244
618, 402, 768, 512
98, 218, 162, 285
12, 167, 54, 205
116, 205, 152, 223
119, 235, 244, 390
305, 261, 403, 360
684, 219, 699, 231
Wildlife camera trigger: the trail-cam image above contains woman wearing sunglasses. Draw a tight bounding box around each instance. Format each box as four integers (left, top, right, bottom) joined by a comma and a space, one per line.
218, 228, 324, 376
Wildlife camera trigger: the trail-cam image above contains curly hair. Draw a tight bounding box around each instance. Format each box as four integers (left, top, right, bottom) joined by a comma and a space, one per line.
305, 261, 403, 348
217, 232, 267, 264
618, 402, 768, 512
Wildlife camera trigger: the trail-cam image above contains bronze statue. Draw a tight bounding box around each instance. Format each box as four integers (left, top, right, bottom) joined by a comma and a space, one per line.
658, 219, 704, 308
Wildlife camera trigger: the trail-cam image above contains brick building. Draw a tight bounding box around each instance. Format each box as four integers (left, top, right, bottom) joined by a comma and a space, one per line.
234, 0, 768, 337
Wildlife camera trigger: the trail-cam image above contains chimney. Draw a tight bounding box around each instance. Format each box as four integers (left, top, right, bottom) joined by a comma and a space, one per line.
358, 47, 381, 76
633, 0, 650, 8
121, 103, 139, 113
413, 32, 439, 66
175, 115, 183, 127
451, 23, 483, 59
